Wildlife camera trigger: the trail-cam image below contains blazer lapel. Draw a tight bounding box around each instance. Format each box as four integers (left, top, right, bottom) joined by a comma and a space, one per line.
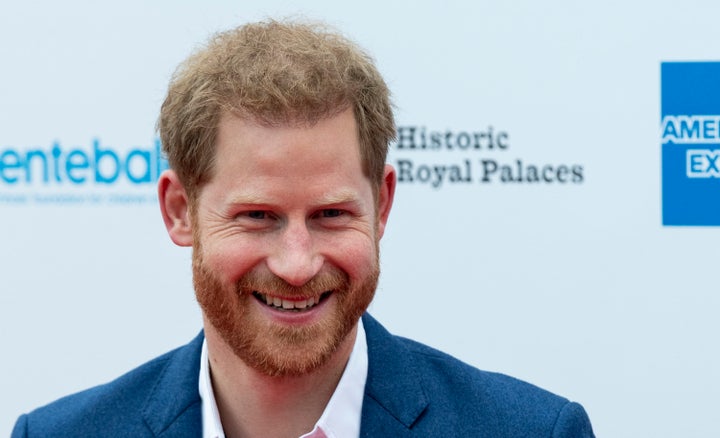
360, 314, 429, 437
137, 319, 430, 437
142, 332, 204, 437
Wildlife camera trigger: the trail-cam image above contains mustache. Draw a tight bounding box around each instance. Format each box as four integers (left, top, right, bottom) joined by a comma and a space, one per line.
236, 268, 349, 298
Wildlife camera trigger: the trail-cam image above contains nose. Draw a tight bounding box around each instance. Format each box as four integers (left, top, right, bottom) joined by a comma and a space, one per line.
266, 219, 323, 287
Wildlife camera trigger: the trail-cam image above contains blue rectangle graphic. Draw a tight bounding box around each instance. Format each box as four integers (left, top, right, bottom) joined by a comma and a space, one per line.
661, 62, 720, 226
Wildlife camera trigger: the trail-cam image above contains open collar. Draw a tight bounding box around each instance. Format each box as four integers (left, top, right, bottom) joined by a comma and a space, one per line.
137, 314, 430, 438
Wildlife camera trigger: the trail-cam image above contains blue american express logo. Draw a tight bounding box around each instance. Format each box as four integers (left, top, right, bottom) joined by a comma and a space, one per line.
661, 62, 720, 226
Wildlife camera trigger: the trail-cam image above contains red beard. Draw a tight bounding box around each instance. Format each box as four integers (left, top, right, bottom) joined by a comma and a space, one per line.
192, 246, 378, 377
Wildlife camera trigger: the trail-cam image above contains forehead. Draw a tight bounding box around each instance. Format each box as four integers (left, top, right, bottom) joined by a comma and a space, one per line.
217, 108, 359, 164
200, 108, 371, 205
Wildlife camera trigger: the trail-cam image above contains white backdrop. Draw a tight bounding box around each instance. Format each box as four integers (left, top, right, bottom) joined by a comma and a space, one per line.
2, 1, 719, 437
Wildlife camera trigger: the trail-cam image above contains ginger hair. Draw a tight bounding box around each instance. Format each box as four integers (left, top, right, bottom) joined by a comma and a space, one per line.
158, 19, 395, 202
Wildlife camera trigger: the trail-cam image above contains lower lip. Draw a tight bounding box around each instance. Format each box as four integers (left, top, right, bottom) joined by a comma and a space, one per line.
253, 293, 333, 325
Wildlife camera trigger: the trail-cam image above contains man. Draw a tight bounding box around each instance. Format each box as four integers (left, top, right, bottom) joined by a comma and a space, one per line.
12, 20, 594, 437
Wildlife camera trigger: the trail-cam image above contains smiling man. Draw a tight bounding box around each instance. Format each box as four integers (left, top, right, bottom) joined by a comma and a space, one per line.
12, 20, 594, 438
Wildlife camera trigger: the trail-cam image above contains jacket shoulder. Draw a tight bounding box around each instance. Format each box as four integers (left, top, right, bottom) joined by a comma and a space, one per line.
12, 334, 204, 438
398, 336, 594, 437
361, 314, 593, 437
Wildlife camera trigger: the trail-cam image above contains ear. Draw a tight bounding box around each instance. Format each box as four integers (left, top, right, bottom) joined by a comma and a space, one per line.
376, 164, 396, 239
158, 170, 193, 247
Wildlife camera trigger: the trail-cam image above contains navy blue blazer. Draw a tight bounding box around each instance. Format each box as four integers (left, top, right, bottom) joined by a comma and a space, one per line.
12, 314, 594, 437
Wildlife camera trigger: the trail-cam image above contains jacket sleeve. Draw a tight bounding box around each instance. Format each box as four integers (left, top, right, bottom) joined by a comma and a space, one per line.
552, 401, 595, 438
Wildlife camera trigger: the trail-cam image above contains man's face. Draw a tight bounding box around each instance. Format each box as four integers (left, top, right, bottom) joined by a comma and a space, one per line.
190, 108, 392, 377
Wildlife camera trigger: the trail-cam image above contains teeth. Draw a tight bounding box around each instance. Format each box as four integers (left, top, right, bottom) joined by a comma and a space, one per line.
256, 292, 324, 311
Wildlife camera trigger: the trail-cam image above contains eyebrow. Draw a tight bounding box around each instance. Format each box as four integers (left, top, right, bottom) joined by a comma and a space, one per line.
315, 189, 361, 205
224, 191, 267, 206
224, 188, 362, 208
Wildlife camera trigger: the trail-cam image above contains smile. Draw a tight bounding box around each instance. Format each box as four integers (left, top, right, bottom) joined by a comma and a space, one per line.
252, 291, 332, 312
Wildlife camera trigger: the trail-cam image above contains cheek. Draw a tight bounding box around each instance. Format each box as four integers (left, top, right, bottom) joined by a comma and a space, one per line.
200, 237, 265, 283
324, 236, 378, 279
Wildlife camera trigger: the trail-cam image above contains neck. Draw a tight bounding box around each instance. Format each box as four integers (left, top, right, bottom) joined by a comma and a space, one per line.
204, 321, 358, 438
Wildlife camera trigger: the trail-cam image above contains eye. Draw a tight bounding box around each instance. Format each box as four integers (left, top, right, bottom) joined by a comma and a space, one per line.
234, 210, 278, 231
247, 210, 268, 220
320, 209, 343, 218
238, 210, 276, 221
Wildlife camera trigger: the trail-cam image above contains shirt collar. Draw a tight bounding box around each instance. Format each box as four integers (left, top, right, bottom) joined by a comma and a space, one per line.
198, 333, 225, 438
198, 318, 368, 438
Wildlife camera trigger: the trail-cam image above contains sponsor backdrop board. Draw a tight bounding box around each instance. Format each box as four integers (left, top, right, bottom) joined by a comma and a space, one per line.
2, 2, 719, 437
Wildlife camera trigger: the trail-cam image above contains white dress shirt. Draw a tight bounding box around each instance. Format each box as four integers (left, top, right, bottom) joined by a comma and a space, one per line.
198, 318, 368, 438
